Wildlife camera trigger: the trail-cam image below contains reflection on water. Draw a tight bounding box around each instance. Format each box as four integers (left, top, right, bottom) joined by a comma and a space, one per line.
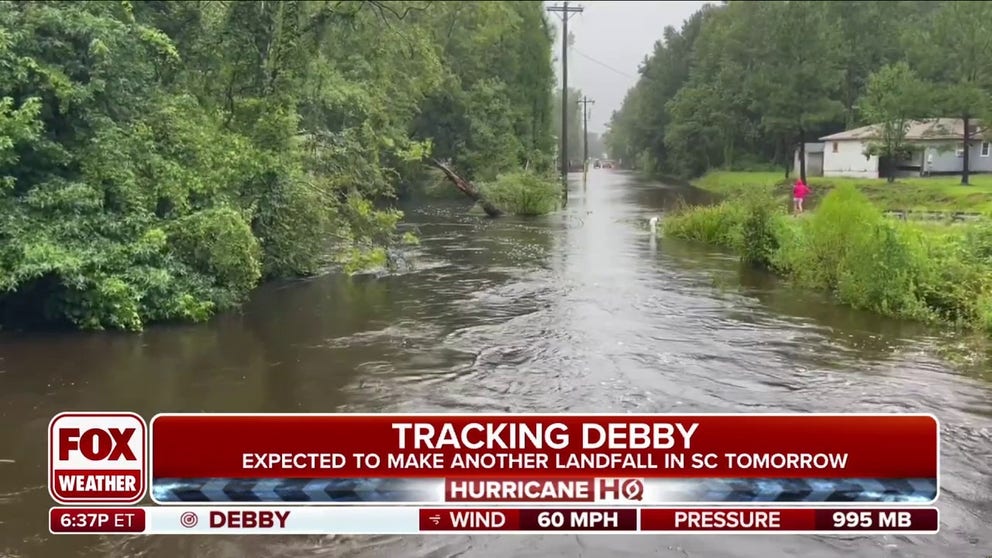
0, 170, 990, 557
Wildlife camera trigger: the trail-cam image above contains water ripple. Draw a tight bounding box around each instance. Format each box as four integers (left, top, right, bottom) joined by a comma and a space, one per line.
3, 174, 991, 557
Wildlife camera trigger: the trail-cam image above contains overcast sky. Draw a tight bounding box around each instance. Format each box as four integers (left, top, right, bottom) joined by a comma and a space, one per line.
546, 1, 711, 134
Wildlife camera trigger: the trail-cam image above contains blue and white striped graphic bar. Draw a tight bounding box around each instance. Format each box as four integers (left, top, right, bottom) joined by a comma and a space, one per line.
151, 477, 936, 504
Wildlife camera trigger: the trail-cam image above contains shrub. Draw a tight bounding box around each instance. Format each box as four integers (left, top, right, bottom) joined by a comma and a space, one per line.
768, 216, 804, 275
835, 221, 926, 318
792, 185, 886, 289
62, 276, 143, 331
964, 221, 992, 265
664, 182, 992, 334
480, 170, 561, 216
738, 191, 783, 268
340, 246, 388, 274
254, 174, 335, 277
168, 207, 262, 297
662, 202, 745, 248
914, 225, 992, 326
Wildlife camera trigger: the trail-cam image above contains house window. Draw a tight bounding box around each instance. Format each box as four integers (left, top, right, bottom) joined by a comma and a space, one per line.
956, 144, 965, 158
832, 142, 838, 153
982, 141, 991, 157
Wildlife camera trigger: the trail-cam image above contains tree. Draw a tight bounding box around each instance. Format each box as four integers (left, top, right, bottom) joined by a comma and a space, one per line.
826, 1, 925, 128
751, 1, 844, 183
662, 3, 761, 176
606, 1, 939, 181
0, 1, 561, 331
915, 1, 992, 185
411, 1, 555, 180
604, 5, 713, 175
858, 63, 932, 182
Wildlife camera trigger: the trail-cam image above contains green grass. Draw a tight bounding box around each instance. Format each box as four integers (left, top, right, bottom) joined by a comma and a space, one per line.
693, 171, 992, 214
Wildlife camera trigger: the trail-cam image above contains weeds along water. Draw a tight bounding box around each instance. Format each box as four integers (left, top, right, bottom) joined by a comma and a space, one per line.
663, 184, 992, 333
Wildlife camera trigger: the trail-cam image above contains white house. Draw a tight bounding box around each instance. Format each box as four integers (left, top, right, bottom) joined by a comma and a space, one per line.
817, 118, 991, 179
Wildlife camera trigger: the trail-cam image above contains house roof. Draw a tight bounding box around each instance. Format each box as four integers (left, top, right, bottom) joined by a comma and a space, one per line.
820, 118, 986, 142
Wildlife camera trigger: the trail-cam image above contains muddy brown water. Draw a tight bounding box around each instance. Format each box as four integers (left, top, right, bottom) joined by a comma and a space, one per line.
1, 171, 990, 557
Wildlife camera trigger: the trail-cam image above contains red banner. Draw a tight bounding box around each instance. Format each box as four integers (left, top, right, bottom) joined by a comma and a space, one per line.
150, 414, 937, 479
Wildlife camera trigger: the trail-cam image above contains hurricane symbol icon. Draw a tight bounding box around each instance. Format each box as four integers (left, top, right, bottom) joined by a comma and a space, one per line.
180, 511, 199, 528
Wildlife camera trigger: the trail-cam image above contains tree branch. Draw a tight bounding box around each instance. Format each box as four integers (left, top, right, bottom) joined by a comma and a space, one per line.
367, 1, 433, 21
428, 158, 503, 217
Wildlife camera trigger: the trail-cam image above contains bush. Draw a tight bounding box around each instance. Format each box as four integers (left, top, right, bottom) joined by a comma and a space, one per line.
480, 170, 560, 216
663, 184, 992, 333
738, 191, 783, 268
917, 234, 988, 325
168, 207, 262, 297
662, 202, 745, 248
340, 246, 388, 275
802, 185, 886, 288
835, 221, 926, 318
254, 174, 335, 277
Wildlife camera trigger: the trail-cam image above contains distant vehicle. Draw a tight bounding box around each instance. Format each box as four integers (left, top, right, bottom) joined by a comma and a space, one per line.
593, 160, 601, 168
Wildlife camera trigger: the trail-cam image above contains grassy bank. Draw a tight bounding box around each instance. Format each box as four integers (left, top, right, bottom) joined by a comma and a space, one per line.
663, 185, 992, 332
693, 171, 992, 214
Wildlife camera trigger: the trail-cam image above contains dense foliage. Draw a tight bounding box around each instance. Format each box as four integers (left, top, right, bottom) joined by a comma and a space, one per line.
663, 186, 992, 332
0, 1, 559, 330
606, 1, 992, 179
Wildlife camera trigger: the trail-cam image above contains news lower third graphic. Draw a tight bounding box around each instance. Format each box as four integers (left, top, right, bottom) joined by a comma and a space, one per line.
150, 476, 937, 504
47, 412, 941, 536
47, 506, 941, 535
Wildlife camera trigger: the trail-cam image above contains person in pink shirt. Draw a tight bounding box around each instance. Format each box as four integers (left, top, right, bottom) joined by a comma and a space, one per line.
792, 178, 810, 215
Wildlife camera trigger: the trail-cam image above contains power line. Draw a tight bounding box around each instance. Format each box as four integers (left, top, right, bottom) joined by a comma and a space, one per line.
572, 48, 637, 80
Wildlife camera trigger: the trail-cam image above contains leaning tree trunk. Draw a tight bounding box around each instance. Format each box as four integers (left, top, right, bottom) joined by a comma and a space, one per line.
429, 159, 503, 217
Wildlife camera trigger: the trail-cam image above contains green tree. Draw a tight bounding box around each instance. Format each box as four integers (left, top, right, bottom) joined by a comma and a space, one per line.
858, 62, 932, 182
604, 5, 713, 174
0, 1, 560, 331
662, 3, 760, 176
915, 1, 992, 185
827, 1, 928, 128
607, 1, 940, 181
751, 1, 844, 183
412, 1, 555, 180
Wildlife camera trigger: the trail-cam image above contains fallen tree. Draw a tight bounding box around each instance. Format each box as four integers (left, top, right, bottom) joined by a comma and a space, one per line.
429, 158, 503, 217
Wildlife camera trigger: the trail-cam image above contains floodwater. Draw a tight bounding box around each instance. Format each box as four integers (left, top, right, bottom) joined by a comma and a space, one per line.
1, 171, 990, 557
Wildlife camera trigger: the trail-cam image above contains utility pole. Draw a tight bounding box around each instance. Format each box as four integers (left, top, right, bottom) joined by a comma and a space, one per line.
547, 1, 583, 205
577, 96, 594, 171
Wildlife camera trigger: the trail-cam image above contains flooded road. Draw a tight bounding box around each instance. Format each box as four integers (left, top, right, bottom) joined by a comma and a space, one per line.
1, 171, 990, 557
